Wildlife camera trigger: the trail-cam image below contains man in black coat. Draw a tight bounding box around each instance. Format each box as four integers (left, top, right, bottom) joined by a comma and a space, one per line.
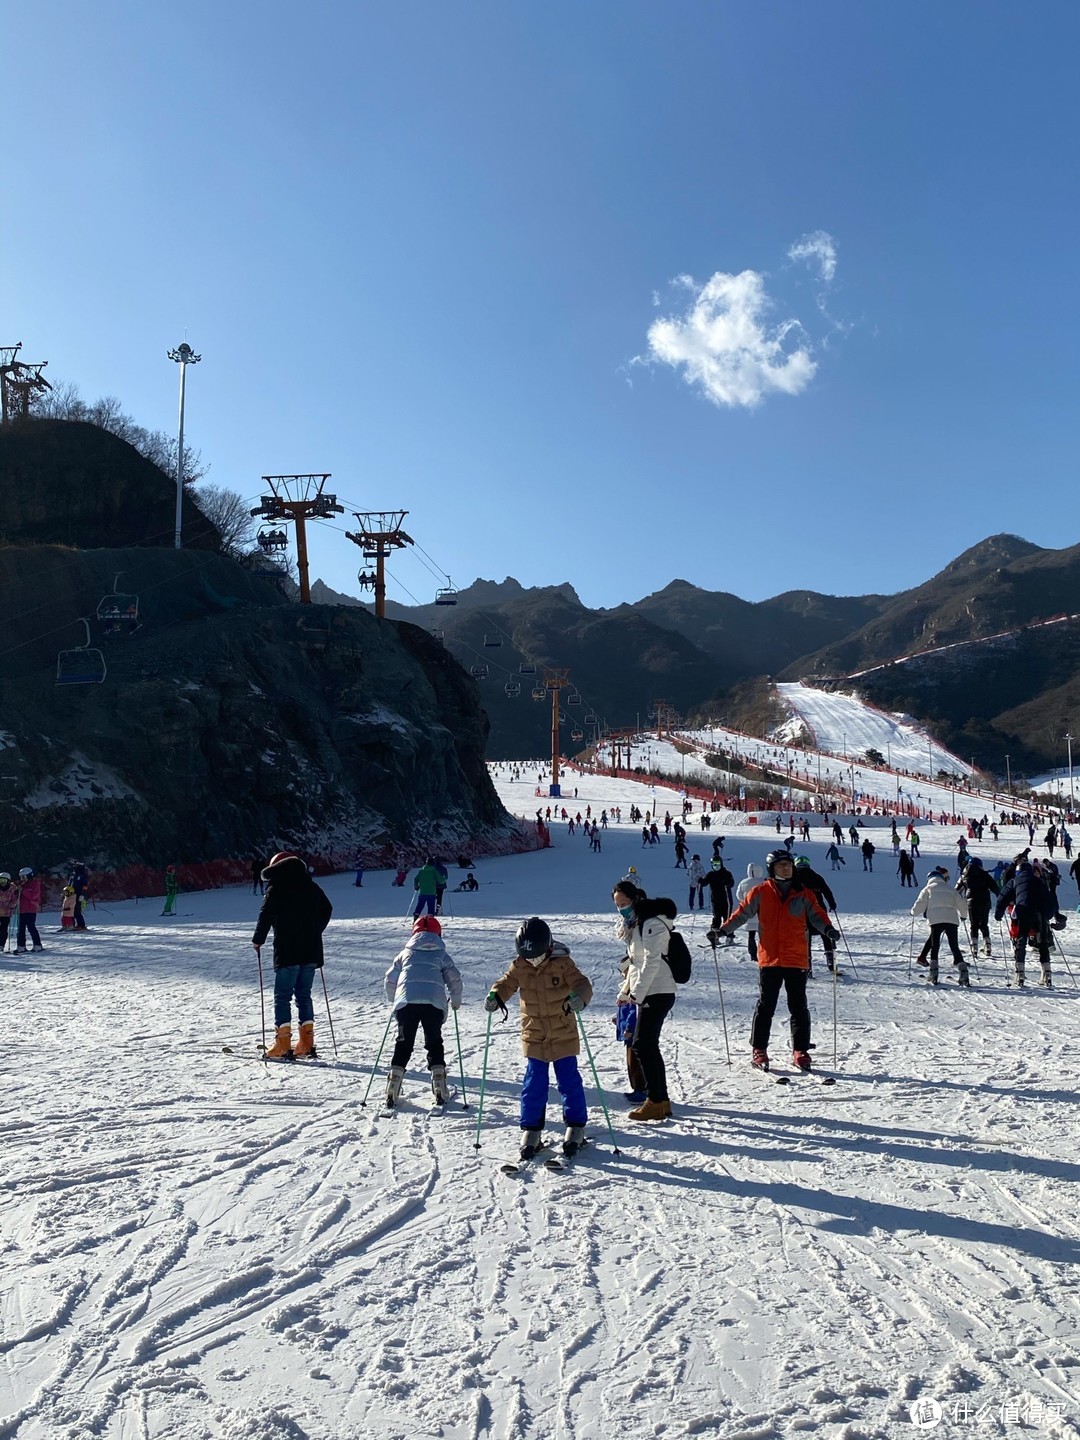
956, 857, 999, 958
253, 853, 333, 1058
794, 857, 838, 975
702, 859, 735, 944
994, 856, 1060, 987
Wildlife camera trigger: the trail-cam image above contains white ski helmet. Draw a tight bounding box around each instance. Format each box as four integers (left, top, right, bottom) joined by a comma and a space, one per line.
0, 872, 10, 885
18, 867, 34, 879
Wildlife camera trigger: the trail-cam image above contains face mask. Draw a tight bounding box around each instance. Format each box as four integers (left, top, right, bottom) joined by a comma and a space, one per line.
618, 904, 635, 920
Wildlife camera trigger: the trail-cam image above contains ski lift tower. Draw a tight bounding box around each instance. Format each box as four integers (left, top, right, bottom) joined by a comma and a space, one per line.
344, 511, 414, 619
543, 668, 571, 797
0, 343, 51, 424
251, 475, 344, 603
652, 699, 672, 741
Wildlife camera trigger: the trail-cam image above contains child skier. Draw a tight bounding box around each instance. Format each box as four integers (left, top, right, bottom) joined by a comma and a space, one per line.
485, 917, 593, 1158
61, 886, 77, 929
910, 866, 969, 986
383, 915, 462, 1106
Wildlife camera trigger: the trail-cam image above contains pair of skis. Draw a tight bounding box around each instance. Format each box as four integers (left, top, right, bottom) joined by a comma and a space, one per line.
753, 1060, 836, 1086
500, 1138, 588, 1175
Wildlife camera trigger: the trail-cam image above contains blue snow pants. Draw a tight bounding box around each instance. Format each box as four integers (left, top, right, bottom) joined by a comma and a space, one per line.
519, 1055, 587, 1130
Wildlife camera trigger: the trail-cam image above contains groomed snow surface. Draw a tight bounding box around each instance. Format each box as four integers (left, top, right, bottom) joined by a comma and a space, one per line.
3, 766, 1079, 1440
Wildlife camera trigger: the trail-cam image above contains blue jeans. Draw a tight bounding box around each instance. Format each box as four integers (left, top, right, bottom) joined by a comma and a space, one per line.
520, 1055, 586, 1130
274, 965, 316, 1026
414, 893, 437, 916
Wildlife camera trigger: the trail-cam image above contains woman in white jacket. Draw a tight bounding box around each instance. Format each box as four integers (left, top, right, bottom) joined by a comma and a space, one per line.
734, 863, 764, 961
613, 880, 677, 1121
910, 867, 969, 987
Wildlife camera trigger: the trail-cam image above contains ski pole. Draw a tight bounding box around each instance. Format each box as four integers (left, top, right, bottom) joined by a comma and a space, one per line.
907, 913, 915, 977
360, 1011, 396, 1107
1052, 929, 1077, 984
960, 919, 980, 980
832, 941, 839, 1069
319, 969, 339, 1058
833, 915, 859, 980
453, 1006, 469, 1109
707, 940, 731, 1065
254, 945, 267, 1056
473, 1010, 493, 1150
575, 1011, 621, 1154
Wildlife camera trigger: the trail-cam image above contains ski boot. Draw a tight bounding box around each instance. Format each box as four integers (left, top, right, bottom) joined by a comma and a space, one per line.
792, 1050, 812, 1072
263, 1025, 294, 1060
957, 965, 971, 988
1039, 965, 1052, 989
1014, 967, 1026, 988
519, 1127, 544, 1160
563, 1124, 587, 1157
431, 1064, 449, 1106
294, 1022, 317, 1059
751, 1048, 770, 1072
385, 1066, 405, 1108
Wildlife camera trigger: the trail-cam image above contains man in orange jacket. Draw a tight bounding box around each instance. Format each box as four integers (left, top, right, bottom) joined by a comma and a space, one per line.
718, 849, 839, 1073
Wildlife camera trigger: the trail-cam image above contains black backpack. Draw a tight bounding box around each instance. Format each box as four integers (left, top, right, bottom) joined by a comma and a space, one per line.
662, 923, 693, 984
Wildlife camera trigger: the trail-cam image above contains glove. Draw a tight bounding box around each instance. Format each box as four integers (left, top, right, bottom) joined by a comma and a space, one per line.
825, 928, 841, 947
1051, 914, 1067, 931
563, 992, 586, 1014
451, 1000, 460, 1010
483, 992, 501, 1013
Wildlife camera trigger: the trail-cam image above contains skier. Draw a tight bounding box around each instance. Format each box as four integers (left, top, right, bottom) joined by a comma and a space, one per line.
995, 856, 1060, 987
733, 863, 764, 961
412, 857, 441, 917
701, 857, 735, 944
955, 856, 998, 958
848, 824, 860, 846
794, 857, 838, 976
686, 854, 705, 910
454, 872, 479, 892
433, 858, 448, 913
161, 864, 179, 916
673, 837, 688, 868
614, 954, 647, 1103
68, 861, 90, 930
910, 867, 969, 987
0, 872, 16, 951
14, 868, 43, 953
383, 915, 462, 1106
717, 849, 838, 1073
612, 880, 678, 1120
897, 849, 916, 887
60, 887, 77, 929
861, 837, 875, 872
251, 855, 266, 896
252, 853, 333, 1059
910, 828, 921, 858
825, 842, 844, 871
353, 848, 364, 887
955, 837, 970, 874
484, 918, 593, 1158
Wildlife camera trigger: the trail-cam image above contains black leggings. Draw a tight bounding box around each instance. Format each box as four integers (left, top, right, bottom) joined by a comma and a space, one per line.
631, 993, 675, 1102
390, 1003, 446, 1069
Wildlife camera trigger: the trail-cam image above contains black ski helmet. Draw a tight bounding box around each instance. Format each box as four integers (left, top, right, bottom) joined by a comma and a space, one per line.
515, 916, 552, 960
765, 849, 794, 875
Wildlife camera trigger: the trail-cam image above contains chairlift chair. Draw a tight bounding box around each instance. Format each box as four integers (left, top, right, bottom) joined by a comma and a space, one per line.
519, 663, 536, 675
56, 619, 107, 685
566, 690, 582, 706
470, 664, 489, 680
531, 686, 546, 701
571, 728, 584, 741
430, 629, 445, 642
257, 526, 289, 552
95, 574, 140, 635
504, 681, 521, 698
484, 634, 502, 648
434, 581, 458, 606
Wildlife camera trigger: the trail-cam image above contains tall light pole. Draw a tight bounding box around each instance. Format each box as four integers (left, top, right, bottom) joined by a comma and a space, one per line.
1005, 754, 1012, 801
168, 342, 201, 549
1066, 732, 1074, 809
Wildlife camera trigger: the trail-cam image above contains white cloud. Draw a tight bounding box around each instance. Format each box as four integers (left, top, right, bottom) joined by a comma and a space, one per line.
641, 268, 816, 410
787, 230, 837, 283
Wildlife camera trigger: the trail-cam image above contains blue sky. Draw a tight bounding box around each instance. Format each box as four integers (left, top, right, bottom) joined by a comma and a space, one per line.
5, 2, 1079, 609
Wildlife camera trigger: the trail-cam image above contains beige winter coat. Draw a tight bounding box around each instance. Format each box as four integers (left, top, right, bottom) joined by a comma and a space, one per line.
490, 942, 593, 1062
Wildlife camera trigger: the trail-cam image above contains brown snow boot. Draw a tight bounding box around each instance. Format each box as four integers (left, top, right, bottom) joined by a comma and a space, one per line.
628, 1098, 670, 1122
263, 1024, 293, 1060
294, 1022, 317, 1059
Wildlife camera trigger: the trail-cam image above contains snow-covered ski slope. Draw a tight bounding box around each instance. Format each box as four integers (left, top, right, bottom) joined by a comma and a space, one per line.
775, 683, 974, 778
3, 765, 1078, 1440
